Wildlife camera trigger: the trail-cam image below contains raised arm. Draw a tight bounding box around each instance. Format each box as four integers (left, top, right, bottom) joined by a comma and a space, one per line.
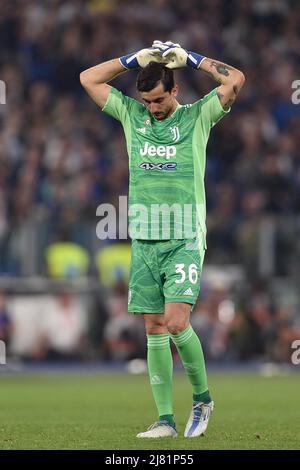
199, 58, 245, 110
80, 59, 125, 108
152, 40, 246, 109
80, 46, 165, 108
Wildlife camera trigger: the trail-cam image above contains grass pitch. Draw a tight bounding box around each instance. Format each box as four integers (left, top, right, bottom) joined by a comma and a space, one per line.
0, 370, 299, 450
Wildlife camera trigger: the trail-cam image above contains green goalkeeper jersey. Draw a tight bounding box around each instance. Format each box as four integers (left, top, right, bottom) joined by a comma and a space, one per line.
102, 87, 229, 246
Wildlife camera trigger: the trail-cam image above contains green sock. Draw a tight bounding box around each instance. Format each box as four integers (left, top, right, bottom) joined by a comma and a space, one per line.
170, 325, 208, 395
147, 334, 174, 424
193, 390, 211, 404
159, 414, 175, 427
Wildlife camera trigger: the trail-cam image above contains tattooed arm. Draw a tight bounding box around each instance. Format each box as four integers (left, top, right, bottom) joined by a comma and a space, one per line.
200, 59, 245, 109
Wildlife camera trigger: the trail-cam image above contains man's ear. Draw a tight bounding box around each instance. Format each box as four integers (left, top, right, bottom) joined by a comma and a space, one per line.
171, 84, 179, 97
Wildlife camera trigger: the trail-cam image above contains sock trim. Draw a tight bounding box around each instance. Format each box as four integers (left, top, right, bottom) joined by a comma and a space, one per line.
147, 333, 170, 349
170, 325, 193, 346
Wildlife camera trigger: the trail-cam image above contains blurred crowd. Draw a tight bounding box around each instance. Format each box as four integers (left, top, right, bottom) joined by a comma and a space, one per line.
1, 277, 300, 365
0, 0, 300, 364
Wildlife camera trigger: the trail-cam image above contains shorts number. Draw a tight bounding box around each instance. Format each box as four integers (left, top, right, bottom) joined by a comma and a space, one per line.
189, 264, 198, 284
175, 263, 198, 284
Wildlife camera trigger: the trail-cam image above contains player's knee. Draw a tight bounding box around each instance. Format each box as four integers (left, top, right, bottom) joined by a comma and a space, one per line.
166, 319, 189, 336
144, 315, 166, 335
146, 325, 166, 335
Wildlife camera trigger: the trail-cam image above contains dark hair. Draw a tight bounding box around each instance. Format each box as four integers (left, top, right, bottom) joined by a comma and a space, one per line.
136, 62, 174, 93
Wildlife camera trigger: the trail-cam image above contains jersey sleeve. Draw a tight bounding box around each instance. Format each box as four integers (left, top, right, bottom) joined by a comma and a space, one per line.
189, 88, 230, 130
102, 87, 137, 126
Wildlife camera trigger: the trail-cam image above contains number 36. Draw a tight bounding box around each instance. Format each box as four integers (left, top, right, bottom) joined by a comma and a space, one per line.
175, 263, 198, 284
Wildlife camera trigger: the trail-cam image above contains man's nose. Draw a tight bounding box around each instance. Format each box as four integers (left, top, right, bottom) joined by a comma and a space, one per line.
149, 103, 159, 113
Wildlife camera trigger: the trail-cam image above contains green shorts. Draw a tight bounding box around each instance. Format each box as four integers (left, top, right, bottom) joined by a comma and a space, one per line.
128, 238, 205, 314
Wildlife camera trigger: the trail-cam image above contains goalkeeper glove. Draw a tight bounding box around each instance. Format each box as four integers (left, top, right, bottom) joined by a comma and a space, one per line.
152, 40, 206, 69
119, 47, 164, 69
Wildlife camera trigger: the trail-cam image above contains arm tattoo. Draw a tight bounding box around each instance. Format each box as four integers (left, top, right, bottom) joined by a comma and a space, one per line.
217, 84, 239, 110
210, 61, 233, 77
217, 91, 232, 110
204, 69, 222, 83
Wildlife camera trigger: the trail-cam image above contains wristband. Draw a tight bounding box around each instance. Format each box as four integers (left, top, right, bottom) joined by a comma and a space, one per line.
119, 53, 139, 70
187, 51, 206, 69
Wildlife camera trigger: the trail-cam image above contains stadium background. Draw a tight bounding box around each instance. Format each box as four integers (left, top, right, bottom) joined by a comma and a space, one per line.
1, 0, 300, 368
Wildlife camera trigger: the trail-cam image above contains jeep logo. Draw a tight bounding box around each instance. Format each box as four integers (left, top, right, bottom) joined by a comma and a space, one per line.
139, 141, 176, 160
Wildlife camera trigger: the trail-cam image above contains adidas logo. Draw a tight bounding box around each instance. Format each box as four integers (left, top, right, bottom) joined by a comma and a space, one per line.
136, 127, 146, 134
183, 287, 193, 296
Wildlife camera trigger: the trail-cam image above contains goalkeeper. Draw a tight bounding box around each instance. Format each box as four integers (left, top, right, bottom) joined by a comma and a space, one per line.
80, 41, 245, 438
